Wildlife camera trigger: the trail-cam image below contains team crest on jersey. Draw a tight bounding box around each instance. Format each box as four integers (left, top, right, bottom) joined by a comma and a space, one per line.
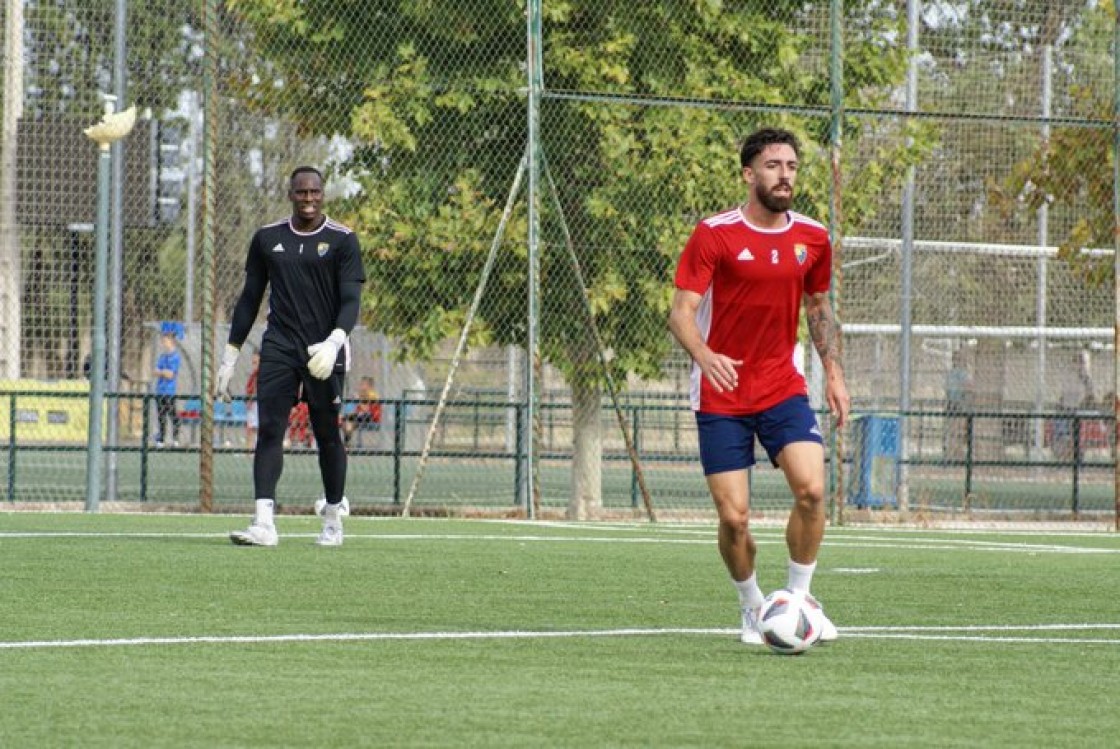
794, 244, 807, 265
317, 242, 330, 257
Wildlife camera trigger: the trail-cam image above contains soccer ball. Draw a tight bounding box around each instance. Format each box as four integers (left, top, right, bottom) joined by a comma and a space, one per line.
758, 588, 821, 655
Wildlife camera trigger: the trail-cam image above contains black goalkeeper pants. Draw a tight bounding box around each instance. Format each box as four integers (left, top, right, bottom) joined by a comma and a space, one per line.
252, 346, 347, 504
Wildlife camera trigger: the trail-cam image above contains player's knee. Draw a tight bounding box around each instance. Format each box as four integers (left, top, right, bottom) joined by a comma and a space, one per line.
257, 417, 285, 441
257, 400, 291, 436
791, 481, 825, 513
309, 409, 343, 447
717, 502, 750, 535
255, 428, 284, 452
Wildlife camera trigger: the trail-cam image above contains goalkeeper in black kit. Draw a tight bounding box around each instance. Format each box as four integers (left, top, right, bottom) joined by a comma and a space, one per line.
217, 166, 367, 547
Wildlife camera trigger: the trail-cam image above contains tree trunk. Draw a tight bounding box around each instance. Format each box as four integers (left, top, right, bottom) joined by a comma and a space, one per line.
568, 376, 602, 520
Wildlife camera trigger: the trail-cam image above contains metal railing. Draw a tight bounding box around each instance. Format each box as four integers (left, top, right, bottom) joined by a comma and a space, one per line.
1, 389, 1114, 517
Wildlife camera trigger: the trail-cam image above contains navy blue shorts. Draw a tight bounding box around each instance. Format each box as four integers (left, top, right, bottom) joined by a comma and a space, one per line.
695, 395, 823, 475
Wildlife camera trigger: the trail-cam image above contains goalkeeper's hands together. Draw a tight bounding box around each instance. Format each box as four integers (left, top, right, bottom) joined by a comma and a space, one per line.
307, 329, 347, 380
216, 344, 240, 403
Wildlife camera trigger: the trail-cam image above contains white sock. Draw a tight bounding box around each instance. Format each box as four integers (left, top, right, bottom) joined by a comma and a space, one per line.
254, 498, 275, 526
733, 573, 765, 611
787, 559, 817, 592
323, 502, 342, 523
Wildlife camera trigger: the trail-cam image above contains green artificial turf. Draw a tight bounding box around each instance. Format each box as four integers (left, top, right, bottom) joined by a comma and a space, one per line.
1, 513, 1118, 747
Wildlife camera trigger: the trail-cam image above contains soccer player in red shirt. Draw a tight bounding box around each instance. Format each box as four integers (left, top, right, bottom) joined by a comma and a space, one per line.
669, 128, 851, 645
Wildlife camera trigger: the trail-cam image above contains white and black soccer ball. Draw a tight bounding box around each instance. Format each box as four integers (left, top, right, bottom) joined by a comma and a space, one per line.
758, 588, 821, 655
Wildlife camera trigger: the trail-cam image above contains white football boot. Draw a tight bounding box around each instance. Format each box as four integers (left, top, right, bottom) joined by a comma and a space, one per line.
315, 497, 348, 547
803, 592, 839, 642
740, 605, 764, 645
313, 496, 350, 518
229, 522, 278, 547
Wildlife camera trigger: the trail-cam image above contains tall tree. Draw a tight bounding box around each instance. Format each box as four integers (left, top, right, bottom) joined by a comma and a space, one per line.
227, 0, 920, 516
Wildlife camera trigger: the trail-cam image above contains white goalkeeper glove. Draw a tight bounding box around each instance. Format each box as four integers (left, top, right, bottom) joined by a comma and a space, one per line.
307, 328, 347, 380
215, 344, 240, 402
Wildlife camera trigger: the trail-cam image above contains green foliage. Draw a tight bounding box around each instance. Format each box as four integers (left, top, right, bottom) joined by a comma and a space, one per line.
227, 1, 918, 385
25, 1, 197, 116
992, 2, 1117, 288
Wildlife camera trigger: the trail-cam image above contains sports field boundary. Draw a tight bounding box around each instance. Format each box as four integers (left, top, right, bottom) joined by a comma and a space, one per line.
1, 501, 1116, 531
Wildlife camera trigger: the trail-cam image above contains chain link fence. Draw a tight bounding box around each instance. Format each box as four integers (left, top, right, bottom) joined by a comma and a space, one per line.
0, 1, 1115, 522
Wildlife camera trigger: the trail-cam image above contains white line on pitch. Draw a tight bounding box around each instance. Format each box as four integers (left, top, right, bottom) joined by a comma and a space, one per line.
2, 625, 1119, 651
1, 531, 1117, 554
842, 633, 1120, 645
845, 623, 1120, 632
0, 628, 729, 650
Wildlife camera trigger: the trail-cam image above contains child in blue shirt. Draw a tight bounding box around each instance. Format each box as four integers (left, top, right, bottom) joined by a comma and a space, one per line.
153, 332, 182, 447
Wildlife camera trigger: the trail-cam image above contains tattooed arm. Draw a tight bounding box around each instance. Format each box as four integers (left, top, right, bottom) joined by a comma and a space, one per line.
805, 291, 851, 427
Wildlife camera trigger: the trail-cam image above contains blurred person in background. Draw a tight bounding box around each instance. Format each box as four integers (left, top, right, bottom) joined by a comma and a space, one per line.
342, 376, 383, 447
152, 331, 182, 448
244, 350, 260, 449
943, 348, 974, 461
1053, 349, 1094, 461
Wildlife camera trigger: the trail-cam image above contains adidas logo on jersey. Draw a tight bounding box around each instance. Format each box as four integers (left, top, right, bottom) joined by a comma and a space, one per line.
271, 243, 285, 253
736, 247, 754, 261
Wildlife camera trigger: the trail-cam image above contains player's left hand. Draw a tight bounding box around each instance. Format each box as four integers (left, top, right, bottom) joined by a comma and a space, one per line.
825, 374, 851, 428
307, 328, 347, 380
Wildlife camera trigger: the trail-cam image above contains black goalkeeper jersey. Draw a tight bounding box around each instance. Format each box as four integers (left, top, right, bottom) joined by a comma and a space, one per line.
245, 216, 366, 356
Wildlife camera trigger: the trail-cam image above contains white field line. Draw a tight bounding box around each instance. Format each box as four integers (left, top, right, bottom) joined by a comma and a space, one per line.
2, 624, 1119, 651
1, 530, 1118, 554
841, 634, 1120, 645
507, 520, 1120, 540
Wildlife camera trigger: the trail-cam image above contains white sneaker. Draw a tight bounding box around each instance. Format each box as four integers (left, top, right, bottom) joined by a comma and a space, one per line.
316, 518, 343, 547
229, 522, 278, 547
740, 606, 764, 645
803, 592, 839, 642
314, 496, 350, 517
315, 499, 346, 547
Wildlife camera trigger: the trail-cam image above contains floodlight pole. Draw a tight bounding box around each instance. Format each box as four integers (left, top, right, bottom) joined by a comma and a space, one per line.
105, 0, 127, 503
84, 95, 136, 512
828, 0, 845, 525
1, 0, 23, 380
525, 0, 544, 518
1113, 12, 1120, 533
85, 97, 118, 512
896, 0, 920, 516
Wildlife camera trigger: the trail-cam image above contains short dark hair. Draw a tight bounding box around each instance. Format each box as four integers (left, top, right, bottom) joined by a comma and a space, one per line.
740, 128, 800, 169
289, 165, 323, 184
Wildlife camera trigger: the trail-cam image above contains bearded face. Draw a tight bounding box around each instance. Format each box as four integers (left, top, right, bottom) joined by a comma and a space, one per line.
744, 143, 798, 216
755, 179, 793, 213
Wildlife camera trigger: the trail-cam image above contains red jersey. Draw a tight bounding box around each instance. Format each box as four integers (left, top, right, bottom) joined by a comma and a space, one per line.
674, 207, 832, 415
